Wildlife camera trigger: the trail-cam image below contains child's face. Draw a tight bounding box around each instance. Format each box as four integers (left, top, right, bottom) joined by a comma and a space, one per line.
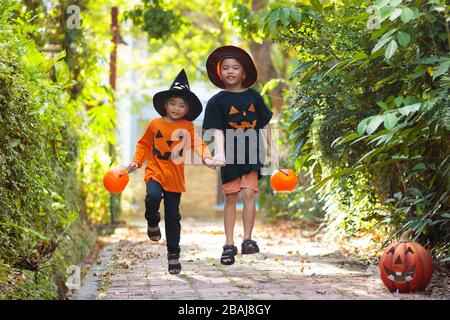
219, 58, 246, 88
164, 97, 189, 121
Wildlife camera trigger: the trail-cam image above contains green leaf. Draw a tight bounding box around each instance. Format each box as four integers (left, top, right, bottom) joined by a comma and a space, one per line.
269, 3, 282, 10
377, 101, 390, 110
389, 0, 402, 7
54, 60, 71, 85
400, 7, 414, 23
312, 161, 322, 181
367, 115, 384, 134
397, 31, 411, 47
372, 35, 393, 53
394, 96, 404, 106
67, 211, 79, 223
380, 6, 395, 22
383, 113, 399, 130
385, 40, 398, 60
290, 8, 302, 22
432, 61, 450, 80
412, 162, 426, 171
412, 56, 450, 65
394, 192, 403, 200
53, 50, 66, 63
357, 118, 370, 135
0, 221, 49, 241
268, 9, 280, 31
349, 52, 368, 63
398, 103, 421, 116
332, 133, 360, 147
380, 28, 398, 40
409, 188, 423, 197
389, 8, 402, 20
261, 78, 283, 95
296, 153, 311, 172
375, 0, 389, 7
310, 0, 323, 12
280, 8, 290, 27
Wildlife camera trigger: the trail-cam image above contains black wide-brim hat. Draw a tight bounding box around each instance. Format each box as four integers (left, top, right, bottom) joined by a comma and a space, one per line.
153, 69, 203, 121
206, 45, 258, 89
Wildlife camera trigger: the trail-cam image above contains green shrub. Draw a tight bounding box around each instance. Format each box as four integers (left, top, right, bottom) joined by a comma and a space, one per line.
259, 0, 449, 261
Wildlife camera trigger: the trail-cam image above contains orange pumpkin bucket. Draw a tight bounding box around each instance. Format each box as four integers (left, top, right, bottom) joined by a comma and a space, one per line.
270, 168, 298, 193
103, 166, 129, 194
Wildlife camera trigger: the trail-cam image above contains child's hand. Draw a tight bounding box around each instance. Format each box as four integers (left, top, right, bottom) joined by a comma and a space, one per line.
128, 162, 139, 173
213, 154, 226, 167
203, 157, 217, 170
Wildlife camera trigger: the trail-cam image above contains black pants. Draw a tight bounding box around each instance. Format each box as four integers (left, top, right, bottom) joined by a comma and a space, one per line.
145, 180, 181, 255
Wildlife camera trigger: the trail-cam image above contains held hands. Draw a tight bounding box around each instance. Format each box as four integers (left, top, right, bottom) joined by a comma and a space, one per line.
213, 153, 226, 167
203, 157, 216, 170
203, 154, 226, 170
128, 162, 139, 173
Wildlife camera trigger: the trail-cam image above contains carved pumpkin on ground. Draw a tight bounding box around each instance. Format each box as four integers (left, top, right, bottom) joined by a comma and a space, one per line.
228, 104, 257, 130
270, 169, 298, 193
103, 166, 129, 193
379, 230, 433, 293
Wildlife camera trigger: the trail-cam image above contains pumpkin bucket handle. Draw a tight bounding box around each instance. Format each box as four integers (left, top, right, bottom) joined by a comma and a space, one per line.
118, 168, 131, 177
277, 168, 289, 176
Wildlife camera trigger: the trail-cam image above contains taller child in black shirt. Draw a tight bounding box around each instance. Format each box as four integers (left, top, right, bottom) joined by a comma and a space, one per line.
203, 45, 277, 265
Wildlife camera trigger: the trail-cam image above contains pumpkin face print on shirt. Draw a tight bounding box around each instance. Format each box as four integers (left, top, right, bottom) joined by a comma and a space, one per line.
152, 128, 187, 161
227, 103, 257, 130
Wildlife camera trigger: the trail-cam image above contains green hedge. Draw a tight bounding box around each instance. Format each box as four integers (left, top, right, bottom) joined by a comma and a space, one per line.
263, 1, 449, 262
0, 1, 95, 299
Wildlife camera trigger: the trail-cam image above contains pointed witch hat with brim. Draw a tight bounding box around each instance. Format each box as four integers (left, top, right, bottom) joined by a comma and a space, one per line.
153, 69, 203, 121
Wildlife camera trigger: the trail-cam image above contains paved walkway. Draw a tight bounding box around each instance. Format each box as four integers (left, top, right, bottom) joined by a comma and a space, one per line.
71, 217, 448, 300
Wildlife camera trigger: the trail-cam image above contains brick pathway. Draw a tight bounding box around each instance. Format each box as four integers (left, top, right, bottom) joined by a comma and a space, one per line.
70, 217, 448, 300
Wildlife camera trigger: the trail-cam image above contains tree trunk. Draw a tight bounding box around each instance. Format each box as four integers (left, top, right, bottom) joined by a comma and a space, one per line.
248, 0, 285, 116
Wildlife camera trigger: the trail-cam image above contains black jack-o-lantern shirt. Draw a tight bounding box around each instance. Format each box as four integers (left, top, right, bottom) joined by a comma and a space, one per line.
202, 88, 273, 184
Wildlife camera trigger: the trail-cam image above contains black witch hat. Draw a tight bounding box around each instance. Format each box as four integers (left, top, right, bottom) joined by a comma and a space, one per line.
153, 69, 203, 121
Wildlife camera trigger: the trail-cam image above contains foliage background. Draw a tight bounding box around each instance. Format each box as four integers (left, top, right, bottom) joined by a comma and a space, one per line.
254, 0, 449, 263
0, 0, 448, 299
0, 0, 129, 298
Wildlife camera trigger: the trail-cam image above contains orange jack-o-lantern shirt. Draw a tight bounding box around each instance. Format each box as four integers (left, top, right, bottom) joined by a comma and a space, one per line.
132, 117, 211, 193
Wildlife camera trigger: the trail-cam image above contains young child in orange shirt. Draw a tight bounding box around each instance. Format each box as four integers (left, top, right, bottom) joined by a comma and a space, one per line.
128, 69, 216, 274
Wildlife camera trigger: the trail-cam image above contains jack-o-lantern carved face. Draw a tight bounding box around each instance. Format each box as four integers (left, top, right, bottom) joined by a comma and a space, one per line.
379, 241, 433, 293
152, 129, 186, 161
227, 103, 257, 130
382, 245, 416, 283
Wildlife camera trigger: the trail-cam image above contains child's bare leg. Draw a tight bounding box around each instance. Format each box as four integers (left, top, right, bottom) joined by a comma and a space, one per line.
224, 192, 239, 245
241, 188, 256, 240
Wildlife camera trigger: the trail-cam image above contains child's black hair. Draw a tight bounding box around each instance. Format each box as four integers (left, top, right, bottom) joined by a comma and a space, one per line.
165, 93, 190, 106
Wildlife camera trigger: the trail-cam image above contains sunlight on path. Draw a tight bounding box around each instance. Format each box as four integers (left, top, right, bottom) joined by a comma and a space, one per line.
71, 217, 445, 300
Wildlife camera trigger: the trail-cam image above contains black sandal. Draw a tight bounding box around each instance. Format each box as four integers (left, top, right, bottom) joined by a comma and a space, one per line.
168, 253, 182, 274
147, 226, 161, 241
241, 239, 259, 254
220, 244, 238, 265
